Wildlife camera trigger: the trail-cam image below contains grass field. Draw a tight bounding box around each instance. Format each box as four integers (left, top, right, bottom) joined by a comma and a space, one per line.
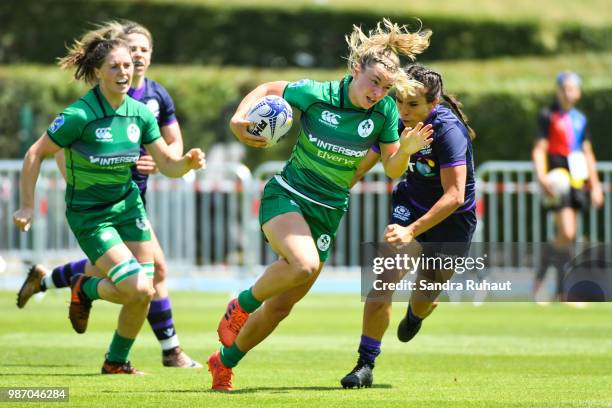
1, 290, 611, 407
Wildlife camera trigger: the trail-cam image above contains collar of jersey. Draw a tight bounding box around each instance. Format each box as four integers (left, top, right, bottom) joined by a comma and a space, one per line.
92, 85, 129, 117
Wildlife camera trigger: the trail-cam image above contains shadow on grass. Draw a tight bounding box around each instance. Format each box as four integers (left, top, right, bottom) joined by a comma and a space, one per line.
0, 373, 100, 377
2, 364, 80, 368
213, 384, 393, 394
99, 384, 393, 394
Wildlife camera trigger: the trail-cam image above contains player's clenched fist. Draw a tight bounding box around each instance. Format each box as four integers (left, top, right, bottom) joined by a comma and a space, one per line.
13, 208, 34, 232
384, 223, 415, 244
185, 148, 206, 170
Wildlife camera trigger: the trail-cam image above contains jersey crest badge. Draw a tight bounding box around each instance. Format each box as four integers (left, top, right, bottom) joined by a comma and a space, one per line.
317, 234, 331, 251
136, 218, 150, 231
127, 124, 141, 144
392, 205, 411, 222
358, 119, 374, 138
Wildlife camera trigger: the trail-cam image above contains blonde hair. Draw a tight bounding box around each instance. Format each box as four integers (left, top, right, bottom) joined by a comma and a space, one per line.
119, 20, 154, 50
57, 23, 129, 84
346, 18, 432, 97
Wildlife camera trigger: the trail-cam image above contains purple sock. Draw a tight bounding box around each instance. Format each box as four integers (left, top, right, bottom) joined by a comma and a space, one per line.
358, 335, 381, 366
147, 298, 178, 350
51, 259, 87, 288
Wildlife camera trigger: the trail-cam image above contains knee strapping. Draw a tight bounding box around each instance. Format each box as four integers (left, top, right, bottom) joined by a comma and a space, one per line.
108, 259, 142, 284
141, 262, 154, 280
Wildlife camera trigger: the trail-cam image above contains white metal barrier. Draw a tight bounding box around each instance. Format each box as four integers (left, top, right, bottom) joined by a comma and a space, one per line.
475, 161, 612, 243
146, 162, 253, 272
0, 160, 253, 275
0, 160, 76, 262
2, 159, 611, 279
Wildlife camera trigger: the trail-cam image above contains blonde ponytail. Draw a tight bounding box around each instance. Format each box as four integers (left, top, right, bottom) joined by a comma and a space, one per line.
345, 18, 431, 98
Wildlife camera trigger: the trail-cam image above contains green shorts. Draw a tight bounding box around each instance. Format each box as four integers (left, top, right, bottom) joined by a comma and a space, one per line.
259, 176, 346, 262
66, 187, 151, 264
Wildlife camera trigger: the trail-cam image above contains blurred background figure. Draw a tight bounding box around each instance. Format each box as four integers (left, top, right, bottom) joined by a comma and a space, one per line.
531, 71, 604, 301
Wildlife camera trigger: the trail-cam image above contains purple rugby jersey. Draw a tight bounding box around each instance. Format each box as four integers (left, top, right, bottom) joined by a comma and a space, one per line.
373, 105, 475, 213
128, 78, 178, 194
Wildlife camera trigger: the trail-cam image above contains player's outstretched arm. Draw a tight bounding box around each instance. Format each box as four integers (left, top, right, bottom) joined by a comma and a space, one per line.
13, 132, 62, 231
136, 123, 185, 176
385, 164, 467, 244
380, 122, 433, 179
230, 81, 288, 148
145, 138, 205, 178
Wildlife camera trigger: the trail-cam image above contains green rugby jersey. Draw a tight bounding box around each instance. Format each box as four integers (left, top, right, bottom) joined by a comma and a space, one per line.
281, 76, 399, 210
47, 86, 161, 210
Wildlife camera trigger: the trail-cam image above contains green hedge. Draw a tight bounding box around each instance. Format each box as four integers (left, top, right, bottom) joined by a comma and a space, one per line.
2, 0, 612, 67
2, 64, 612, 169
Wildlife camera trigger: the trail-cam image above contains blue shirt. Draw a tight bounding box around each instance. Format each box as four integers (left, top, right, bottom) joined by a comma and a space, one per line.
374, 105, 475, 213
128, 77, 178, 191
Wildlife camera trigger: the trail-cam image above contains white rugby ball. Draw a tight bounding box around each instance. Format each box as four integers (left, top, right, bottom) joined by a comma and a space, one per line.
246, 95, 293, 146
543, 167, 571, 206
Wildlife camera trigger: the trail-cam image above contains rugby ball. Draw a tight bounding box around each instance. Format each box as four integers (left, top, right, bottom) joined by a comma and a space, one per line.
543, 167, 571, 206
246, 95, 293, 146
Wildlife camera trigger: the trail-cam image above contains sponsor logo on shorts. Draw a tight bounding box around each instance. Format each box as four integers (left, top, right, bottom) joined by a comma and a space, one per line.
101, 231, 114, 241
136, 218, 150, 231
95, 127, 113, 142
127, 124, 141, 143
358, 119, 374, 138
392, 205, 410, 222
48, 114, 65, 134
317, 234, 331, 251
319, 110, 341, 127
145, 99, 160, 118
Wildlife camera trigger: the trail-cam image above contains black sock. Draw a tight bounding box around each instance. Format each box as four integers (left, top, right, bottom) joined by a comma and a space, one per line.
407, 305, 423, 323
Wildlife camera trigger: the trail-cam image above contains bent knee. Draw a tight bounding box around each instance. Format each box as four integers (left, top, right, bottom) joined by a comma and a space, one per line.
131, 286, 154, 304
289, 259, 320, 284
119, 282, 154, 304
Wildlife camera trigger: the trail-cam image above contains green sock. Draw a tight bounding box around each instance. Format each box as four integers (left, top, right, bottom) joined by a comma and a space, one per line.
220, 343, 246, 368
82, 277, 102, 300
106, 331, 135, 363
237, 287, 262, 313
